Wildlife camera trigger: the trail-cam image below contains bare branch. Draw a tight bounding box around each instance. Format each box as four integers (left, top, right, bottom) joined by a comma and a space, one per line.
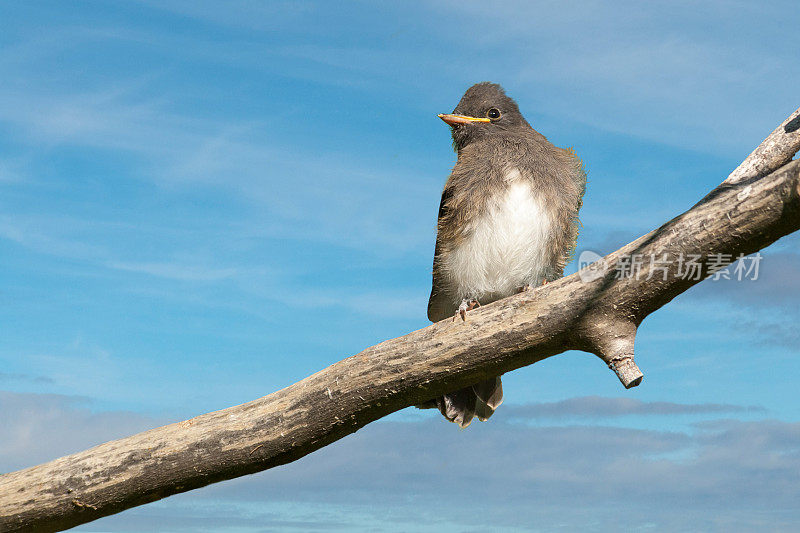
725, 106, 800, 184
582, 315, 642, 388
2, 112, 800, 533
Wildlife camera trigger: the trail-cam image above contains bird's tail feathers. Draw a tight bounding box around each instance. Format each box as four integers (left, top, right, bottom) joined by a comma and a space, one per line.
472, 376, 503, 421
434, 376, 503, 428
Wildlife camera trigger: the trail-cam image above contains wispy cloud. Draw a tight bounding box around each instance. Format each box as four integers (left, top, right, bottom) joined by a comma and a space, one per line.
502, 396, 765, 420
0, 372, 54, 384
427, 0, 799, 155
106, 260, 239, 282
1, 5, 798, 530
216, 416, 800, 531
690, 250, 800, 309
0, 82, 437, 255
4, 392, 796, 532
0, 156, 28, 183
0, 215, 109, 261
0, 391, 162, 472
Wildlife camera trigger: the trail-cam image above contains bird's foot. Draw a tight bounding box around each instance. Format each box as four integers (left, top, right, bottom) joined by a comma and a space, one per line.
454, 299, 480, 322
516, 279, 548, 294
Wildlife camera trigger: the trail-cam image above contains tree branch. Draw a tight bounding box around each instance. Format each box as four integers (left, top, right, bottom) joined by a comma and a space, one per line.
2, 107, 799, 533
725, 106, 800, 185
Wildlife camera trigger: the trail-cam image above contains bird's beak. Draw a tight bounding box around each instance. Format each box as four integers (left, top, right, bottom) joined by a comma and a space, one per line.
438, 113, 491, 126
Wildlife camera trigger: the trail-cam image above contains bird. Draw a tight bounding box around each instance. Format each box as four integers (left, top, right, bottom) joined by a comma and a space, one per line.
419, 82, 586, 428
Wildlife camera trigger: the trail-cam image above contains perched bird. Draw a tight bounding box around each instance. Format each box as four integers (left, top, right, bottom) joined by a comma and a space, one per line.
422, 82, 586, 427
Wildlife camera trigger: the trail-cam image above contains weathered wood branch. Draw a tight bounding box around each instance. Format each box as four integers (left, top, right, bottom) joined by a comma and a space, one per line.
2, 107, 799, 532
725, 106, 800, 185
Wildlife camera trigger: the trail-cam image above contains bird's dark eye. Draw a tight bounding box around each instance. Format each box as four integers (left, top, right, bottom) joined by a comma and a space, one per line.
487, 108, 501, 119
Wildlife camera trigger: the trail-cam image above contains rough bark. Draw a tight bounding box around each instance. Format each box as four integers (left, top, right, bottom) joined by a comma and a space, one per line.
1, 107, 799, 532
725, 106, 800, 185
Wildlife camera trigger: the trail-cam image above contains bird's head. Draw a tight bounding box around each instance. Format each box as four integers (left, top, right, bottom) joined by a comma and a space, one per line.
439, 82, 530, 151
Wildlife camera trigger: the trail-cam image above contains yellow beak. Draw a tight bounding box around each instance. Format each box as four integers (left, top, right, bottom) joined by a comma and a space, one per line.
438, 113, 491, 126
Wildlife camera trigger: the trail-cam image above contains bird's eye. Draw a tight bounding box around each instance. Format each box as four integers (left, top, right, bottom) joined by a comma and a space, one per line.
487, 108, 501, 119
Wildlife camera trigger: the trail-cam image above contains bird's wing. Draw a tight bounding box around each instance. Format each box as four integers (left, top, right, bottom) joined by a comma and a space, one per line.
427, 186, 454, 322
566, 147, 587, 197
543, 146, 588, 281
564, 147, 588, 263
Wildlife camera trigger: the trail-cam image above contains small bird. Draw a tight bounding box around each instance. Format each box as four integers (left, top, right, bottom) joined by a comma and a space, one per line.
422, 82, 586, 427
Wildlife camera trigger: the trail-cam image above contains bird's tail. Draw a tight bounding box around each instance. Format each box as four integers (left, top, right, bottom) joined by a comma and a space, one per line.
428, 376, 503, 428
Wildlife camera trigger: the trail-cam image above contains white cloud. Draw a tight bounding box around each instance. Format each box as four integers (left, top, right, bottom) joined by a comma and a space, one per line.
5, 392, 798, 532
106, 260, 239, 282
0, 391, 161, 472
501, 395, 764, 419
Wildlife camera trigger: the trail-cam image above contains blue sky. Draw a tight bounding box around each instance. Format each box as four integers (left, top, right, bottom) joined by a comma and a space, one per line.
1, 1, 799, 531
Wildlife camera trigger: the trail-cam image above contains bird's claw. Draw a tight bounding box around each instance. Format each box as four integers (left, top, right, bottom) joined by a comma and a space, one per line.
454, 299, 480, 322
516, 280, 546, 294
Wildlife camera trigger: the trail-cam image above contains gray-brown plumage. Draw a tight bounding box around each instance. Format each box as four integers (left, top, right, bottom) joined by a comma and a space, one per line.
422, 82, 586, 428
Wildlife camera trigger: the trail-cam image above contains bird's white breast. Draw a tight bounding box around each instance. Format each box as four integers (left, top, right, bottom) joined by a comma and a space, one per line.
443, 169, 552, 302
